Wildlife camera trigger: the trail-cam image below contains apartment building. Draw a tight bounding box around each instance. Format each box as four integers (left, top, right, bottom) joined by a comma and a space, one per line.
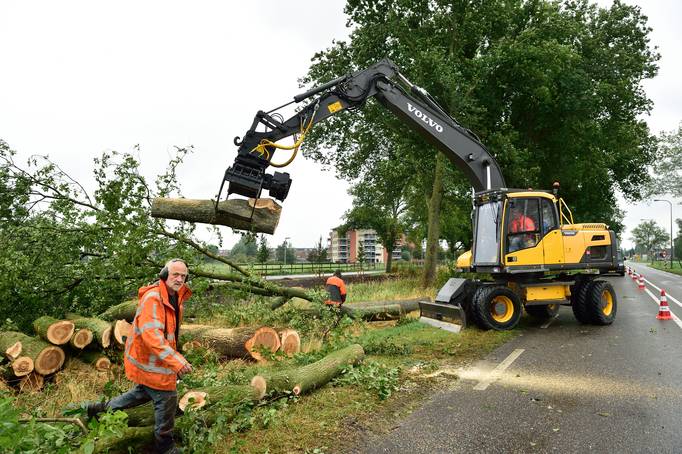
328, 228, 402, 264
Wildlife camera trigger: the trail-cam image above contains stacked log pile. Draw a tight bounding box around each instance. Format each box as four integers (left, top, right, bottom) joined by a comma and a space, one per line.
0, 306, 302, 392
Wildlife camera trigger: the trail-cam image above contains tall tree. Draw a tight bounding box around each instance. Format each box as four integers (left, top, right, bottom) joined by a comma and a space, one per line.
256, 235, 270, 263
630, 220, 668, 260
229, 234, 258, 262
344, 159, 409, 273
648, 123, 682, 197
275, 240, 296, 264
307, 236, 328, 264
302, 0, 659, 286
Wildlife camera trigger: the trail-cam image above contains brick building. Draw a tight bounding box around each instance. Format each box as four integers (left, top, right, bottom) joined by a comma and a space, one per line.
328, 228, 402, 264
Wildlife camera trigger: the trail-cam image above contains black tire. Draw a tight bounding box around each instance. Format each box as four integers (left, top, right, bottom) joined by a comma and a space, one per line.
471, 286, 522, 331
584, 280, 617, 325
571, 278, 594, 324
525, 303, 561, 319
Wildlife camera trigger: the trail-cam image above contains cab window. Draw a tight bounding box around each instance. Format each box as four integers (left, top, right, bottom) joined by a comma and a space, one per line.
541, 198, 558, 235
507, 198, 540, 253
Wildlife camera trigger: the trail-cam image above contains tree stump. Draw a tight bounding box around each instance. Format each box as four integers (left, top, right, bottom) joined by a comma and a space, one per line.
151, 197, 282, 234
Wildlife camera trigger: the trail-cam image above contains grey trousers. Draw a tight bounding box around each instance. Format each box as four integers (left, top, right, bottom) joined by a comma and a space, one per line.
106, 383, 178, 453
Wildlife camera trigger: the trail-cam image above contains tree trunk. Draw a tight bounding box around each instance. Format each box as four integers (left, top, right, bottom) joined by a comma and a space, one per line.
178, 381, 266, 412
261, 344, 364, 396
0, 331, 24, 360
113, 320, 132, 346
10, 332, 65, 375
66, 316, 113, 348
99, 299, 137, 322
422, 152, 445, 288
33, 316, 75, 345
278, 329, 300, 357
76, 351, 112, 371
81, 426, 154, 454
270, 296, 290, 310
18, 371, 44, 392
69, 328, 94, 349
181, 325, 280, 361
151, 197, 282, 234
340, 298, 425, 321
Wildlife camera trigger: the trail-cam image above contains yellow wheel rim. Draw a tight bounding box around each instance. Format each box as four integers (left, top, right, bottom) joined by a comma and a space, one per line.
601, 290, 613, 316
491, 296, 514, 323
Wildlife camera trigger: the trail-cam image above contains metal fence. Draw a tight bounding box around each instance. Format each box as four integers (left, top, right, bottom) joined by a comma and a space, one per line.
237, 261, 381, 276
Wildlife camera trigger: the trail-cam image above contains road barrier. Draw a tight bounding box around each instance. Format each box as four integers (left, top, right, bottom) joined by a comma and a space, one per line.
638, 275, 645, 290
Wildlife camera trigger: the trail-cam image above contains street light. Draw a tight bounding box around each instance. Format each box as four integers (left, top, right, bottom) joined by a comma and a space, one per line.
653, 199, 674, 269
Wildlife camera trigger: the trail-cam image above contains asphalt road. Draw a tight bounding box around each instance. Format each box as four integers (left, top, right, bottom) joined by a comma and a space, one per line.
353, 264, 682, 454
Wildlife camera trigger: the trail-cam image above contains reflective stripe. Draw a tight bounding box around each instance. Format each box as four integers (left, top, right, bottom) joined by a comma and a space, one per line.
125, 353, 174, 375
166, 333, 175, 341
159, 347, 175, 360
134, 320, 164, 335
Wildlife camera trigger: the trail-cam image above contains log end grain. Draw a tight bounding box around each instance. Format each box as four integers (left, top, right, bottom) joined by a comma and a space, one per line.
35, 346, 65, 375
101, 326, 113, 349
94, 356, 112, 371
278, 329, 301, 357
179, 391, 207, 412
46, 320, 75, 345
70, 329, 94, 349
245, 327, 281, 362
250, 375, 267, 399
4, 341, 22, 361
114, 320, 132, 346
11, 356, 34, 377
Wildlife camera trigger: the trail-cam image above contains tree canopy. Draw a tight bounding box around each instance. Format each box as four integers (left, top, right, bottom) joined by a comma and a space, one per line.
301, 0, 659, 283
630, 220, 668, 257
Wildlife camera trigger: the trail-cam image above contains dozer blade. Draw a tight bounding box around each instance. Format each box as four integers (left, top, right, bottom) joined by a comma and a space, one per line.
418, 277, 475, 333
419, 300, 466, 333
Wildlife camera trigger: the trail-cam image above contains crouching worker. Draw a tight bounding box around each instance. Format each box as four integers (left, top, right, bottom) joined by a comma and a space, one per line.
85, 259, 193, 454
325, 269, 347, 307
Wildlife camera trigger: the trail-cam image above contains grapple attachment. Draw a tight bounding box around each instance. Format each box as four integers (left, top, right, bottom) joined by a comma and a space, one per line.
419, 278, 475, 333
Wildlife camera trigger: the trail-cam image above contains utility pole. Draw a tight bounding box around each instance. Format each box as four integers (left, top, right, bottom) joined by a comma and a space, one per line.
654, 199, 674, 269
283, 237, 291, 266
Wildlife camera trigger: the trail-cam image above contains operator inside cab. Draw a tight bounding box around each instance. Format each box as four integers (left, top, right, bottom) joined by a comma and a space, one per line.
325, 270, 347, 307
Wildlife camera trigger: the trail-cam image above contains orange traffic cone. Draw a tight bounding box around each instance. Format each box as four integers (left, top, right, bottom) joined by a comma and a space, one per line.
638, 275, 645, 290
632, 271, 638, 281
657, 289, 673, 320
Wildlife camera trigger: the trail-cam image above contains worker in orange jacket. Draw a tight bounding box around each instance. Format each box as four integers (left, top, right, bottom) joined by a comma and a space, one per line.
86, 259, 192, 454
325, 269, 347, 307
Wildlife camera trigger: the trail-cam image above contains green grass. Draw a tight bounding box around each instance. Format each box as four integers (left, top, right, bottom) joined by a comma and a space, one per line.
635, 260, 682, 276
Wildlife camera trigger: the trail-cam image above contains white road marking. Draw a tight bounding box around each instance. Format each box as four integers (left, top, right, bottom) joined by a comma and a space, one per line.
641, 276, 682, 309
474, 348, 525, 391
643, 287, 682, 330
540, 315, 559, 329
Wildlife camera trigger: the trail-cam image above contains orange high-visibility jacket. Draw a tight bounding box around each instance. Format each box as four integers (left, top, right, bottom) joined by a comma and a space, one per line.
124, 280, 191, 391
325, 275, 347, 306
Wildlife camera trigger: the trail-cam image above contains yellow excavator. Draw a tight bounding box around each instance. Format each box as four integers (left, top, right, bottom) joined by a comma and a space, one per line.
217, 59, 619, 331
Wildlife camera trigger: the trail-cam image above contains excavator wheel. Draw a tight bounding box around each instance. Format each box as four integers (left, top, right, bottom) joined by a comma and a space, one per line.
570, 277, 594, 324
471, 285, 522, 331
525, 303, 560, 319
583, 280, 617, 325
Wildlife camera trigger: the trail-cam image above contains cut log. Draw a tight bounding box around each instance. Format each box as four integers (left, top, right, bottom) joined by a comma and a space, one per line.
278, 329, 301, 357
33, 316, 75, 345
69, 329, 94, 349
99, 299, 137, 322
0, 331, 24, 361
65, 316, 113, 349
262, 344, 364, 396
340, 298, 426, 321
270, 296, 290, 310
113, 320, 132, 346
8, 332, 65, 375
178, 382, 266, 412
77, 351, 112, 371
19, 371, 44, 392
182, 325, 280, 361
151, 197, 282, 234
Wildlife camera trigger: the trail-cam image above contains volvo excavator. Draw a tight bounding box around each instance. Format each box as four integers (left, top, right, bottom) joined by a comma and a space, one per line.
217, 59, 619, 332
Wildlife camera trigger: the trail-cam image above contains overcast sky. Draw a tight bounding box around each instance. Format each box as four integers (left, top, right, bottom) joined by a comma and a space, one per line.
1, 1, 679, 251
